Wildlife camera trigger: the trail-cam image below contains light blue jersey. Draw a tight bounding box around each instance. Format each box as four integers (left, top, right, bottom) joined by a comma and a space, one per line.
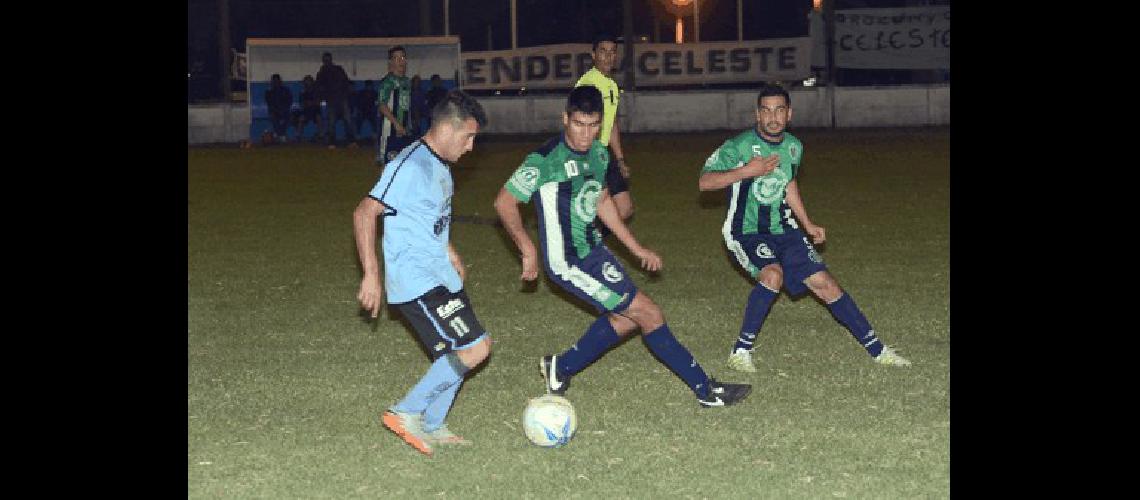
368, 140, 461, 303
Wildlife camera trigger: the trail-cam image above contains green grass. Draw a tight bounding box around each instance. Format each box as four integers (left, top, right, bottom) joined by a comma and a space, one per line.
188, 127, 949, 499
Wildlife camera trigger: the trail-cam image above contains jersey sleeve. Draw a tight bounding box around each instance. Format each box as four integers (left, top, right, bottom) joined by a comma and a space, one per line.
504, 154, 544, 203
369, 158, 422, 215
701, 139, 742, 174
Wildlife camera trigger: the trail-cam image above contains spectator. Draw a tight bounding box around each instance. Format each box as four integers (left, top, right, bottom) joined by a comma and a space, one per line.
354, 80, 379, 141
292, 75, 323, 143
315, 51, 358, 149
264, 74, 293, 144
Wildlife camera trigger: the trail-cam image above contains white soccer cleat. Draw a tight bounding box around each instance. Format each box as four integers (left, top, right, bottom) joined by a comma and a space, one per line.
873, 345, 912, 367
727, 348, 758, 373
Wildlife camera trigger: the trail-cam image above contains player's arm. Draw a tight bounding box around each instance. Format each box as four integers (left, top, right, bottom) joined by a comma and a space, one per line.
493, 188, 540, 281
596, 189, 662, 272
698, 153, 781, 191
448, 242, 467, 282
784, 179, 825, 244
377, 102, 406, 136
352, 197, 386, 317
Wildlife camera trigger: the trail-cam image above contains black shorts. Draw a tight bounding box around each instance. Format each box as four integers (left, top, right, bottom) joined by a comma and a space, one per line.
395, 286, 487, 360
604, 146, 629, 195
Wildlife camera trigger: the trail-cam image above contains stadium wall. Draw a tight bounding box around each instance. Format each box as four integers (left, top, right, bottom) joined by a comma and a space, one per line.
188, 84, 949, 144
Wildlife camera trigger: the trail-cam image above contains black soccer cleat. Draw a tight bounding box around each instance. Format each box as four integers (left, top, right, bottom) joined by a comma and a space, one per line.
540, 355, 571, 396
697, 379, 752, 408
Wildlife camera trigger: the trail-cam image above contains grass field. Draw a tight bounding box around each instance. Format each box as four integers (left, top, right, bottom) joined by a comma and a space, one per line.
188, 127, 949, 499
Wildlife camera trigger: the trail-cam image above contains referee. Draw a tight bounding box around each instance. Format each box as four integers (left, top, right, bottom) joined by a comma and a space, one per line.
575, 33, 634, 223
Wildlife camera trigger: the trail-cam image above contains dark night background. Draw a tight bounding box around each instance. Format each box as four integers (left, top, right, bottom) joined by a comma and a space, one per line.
188, 0, 949, 101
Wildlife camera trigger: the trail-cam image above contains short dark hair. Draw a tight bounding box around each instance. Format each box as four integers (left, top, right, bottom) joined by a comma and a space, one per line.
566, 85, 604, 116
322, 51, 332, 59
270, 73, 281, 82
431, 89, 488, 128
592, 33, 617, 51
757, 83, 791, 107
388, 46, 406, 58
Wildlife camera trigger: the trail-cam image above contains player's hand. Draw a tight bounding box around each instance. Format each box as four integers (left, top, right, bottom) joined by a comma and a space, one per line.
358, 273, 383, 319
618, 160, 631, 179
805, 224, 826, 244
520, 249, 539, 281
632, 247, 663, 272
743, 154, 779, 178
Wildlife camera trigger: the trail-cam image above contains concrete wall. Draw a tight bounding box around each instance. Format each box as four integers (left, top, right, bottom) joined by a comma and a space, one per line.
188, 84, 949, 144
188, 103, 251, 144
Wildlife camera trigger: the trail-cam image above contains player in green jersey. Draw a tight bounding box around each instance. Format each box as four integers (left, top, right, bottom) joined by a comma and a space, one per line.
575, 33, 634, 224
495, 86, 752, 408
376, 46, 413, 165
699, 83, 912, 372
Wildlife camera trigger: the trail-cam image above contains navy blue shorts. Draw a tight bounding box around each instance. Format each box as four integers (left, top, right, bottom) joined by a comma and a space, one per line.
604, 146, 629, 196
394, 286, 488, 360
544, 245, 638, 314
727, 229, 828, 297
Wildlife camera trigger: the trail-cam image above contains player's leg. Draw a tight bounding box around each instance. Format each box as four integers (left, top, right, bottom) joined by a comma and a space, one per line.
729, 263, 783, 372
723, 235, 783, 372
802, 270, 911, 366
623, 291, 752, 408
596, 152, 632, 239
384, 287, 490, 455
778, 233, 911, 366
376, 118, 392, 165
539, 248, 638, 395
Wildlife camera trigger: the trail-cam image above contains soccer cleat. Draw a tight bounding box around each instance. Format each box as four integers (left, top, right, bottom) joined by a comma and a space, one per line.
540, 355, 572, 396
698, 379, 753, 408
727, 348, 758, 373
381, 410, 433, 456
873, 345, 912, 367
424, 425, 472, 446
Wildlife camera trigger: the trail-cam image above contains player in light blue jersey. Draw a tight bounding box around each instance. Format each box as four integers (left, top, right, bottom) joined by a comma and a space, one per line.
353, 90, 489, 457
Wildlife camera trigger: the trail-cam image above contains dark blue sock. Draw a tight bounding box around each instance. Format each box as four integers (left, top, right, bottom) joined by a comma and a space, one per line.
734, 282, 778, 352
826, 293, 883, 357
643, 324, 712, 399
558, 315, 622, 377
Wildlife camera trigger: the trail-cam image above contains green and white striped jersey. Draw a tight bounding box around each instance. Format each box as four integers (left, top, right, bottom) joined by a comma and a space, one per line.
504, 136, 611, 260
702, 129, 804, 236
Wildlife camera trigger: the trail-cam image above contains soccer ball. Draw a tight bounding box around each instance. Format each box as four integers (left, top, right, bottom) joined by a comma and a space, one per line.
522, 394, 577, 447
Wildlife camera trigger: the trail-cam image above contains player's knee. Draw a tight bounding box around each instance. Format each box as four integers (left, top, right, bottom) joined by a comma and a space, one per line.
758, 265, 783, 290
806, 272, 841, 301
457, 336, 491, 368
626, 294, 664, 331
608, 314, 638, 337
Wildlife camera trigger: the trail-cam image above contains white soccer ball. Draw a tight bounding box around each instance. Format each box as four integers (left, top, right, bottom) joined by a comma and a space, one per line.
522, 394, 577, 447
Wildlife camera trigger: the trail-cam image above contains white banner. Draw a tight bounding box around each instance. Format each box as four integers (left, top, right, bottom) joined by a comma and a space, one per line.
461, 38, 812, 90
810, 6, 950, 70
